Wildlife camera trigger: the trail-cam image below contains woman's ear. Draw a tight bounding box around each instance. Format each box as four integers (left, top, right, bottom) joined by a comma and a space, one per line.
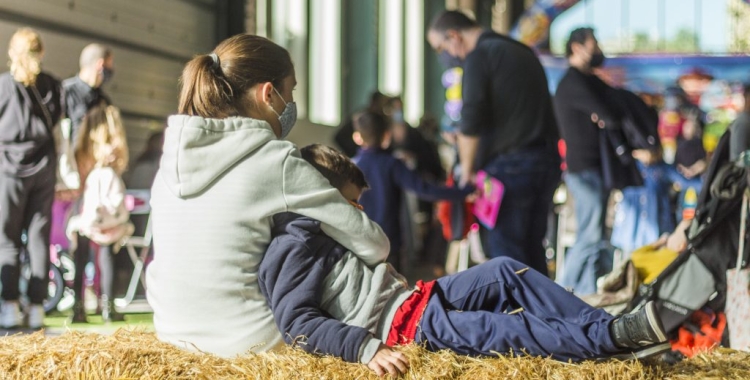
255, 82, 275, 108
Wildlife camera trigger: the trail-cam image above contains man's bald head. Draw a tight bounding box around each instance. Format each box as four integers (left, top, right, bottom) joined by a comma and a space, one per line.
79, 43, 111, 70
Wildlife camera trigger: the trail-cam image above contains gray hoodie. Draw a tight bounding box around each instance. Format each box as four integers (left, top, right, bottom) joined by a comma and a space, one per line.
147, 115, 390, 357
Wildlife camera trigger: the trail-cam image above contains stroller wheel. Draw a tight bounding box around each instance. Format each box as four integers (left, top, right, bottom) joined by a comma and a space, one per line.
44, 264, 65, 313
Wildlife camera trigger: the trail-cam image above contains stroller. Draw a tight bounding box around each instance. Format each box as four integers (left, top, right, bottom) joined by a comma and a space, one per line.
624, 130, 749, 334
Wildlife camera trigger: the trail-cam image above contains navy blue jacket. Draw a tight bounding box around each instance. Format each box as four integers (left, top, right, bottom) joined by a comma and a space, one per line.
353, 148, 472, 251
258, 213, 371, 363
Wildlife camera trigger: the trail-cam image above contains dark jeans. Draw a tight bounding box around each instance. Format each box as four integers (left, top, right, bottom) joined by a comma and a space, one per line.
481, 148, 561, 276
0, 166, 55, 304
558, 169, 611, 296
415, 257, 619, 361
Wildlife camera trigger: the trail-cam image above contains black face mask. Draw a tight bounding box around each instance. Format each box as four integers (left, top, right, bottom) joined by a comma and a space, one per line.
101, 67, 114, 85
590, 52, 605, 68
439, 51, 463, 69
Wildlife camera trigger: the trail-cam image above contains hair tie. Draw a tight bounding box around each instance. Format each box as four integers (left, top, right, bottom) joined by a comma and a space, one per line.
208, 53, 220, 71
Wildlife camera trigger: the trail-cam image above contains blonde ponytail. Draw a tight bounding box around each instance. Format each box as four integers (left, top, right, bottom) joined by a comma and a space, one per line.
8, 28, 43, 86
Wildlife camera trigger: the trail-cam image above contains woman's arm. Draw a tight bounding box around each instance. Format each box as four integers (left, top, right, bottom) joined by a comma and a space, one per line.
282, 149, 389, 266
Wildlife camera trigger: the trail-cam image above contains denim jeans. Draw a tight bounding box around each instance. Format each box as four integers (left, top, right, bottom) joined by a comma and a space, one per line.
557, 169, 612, 296
481, 147, 561, 276
415, 257, 619, 361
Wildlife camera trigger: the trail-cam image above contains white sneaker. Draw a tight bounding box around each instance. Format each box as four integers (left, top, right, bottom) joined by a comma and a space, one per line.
27, 304, 45, 329
0, 301, 22, 329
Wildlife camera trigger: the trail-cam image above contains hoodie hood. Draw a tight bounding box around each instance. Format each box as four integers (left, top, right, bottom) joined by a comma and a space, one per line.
160, 115, 278, 197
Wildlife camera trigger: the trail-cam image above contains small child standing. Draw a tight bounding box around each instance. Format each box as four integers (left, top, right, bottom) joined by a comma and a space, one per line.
674, 112, 707, 180
351, 111, 472, 271
259, 144, 669, 377
66, 104, 133, 323
671, 112, 706, 223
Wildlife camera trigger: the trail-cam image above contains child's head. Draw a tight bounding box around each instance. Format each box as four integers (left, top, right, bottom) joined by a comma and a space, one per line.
75, 103, 129, 174
300, 144, 369, 207
352, 111, 391, 149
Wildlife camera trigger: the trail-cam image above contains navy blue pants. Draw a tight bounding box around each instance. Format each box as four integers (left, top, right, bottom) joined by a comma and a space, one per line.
415, 257, 620, 361
481, 147, 561, 276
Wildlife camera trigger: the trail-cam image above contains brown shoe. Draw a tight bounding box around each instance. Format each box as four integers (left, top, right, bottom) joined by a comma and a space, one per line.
71, 301, 88, 323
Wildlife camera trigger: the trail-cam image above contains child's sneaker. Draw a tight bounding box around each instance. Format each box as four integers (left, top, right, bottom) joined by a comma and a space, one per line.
0, 301, 22, 329
611, 301, 668, 349
26, 304, 45, 329
607, 342, 672, 361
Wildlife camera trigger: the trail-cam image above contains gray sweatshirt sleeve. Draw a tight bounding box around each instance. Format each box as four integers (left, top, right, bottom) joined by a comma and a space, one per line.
281, 149, 390, 266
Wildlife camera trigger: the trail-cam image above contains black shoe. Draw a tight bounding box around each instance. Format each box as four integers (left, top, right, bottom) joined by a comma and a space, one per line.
71, 301, 88, 324
101, 296, 125, 323
611, 301, 668, 350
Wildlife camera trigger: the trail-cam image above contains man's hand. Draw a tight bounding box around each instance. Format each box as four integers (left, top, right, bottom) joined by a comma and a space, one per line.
367, 344, 409, 377
632, 149, 661, 165
459, 171, 476, 188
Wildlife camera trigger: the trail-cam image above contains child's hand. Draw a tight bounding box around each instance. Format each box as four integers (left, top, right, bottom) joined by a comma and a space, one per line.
367, 344, 409, 377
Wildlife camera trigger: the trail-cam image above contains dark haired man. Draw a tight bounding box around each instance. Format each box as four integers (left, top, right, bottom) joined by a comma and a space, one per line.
426, 10, 561, 276
554, 27, 648, 296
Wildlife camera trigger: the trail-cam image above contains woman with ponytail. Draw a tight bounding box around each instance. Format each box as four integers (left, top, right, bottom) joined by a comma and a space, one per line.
0, 28, 64, 329
147, 34, 389, 357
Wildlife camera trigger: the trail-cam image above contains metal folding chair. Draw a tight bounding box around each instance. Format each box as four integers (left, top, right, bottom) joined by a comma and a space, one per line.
115, 189, 153, 311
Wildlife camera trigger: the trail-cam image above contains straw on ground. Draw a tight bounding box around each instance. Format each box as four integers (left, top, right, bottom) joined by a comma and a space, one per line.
0, 329, 749, 379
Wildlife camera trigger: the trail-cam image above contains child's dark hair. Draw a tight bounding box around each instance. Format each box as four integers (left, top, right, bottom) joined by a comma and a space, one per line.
353, 111, 389, 147
300, 144, 369, 191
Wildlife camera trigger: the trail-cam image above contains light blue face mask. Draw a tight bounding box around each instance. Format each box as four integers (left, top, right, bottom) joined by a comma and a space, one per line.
270, 87, 297, 139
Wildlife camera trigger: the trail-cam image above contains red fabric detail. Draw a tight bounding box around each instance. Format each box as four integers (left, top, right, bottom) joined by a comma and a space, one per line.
557, 139, 567, 172
670, 309, 726, 358
386, 280, 436, 346
436, 172, 474, 241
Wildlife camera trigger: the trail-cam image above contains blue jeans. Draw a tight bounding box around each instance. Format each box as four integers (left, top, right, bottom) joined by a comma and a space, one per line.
558, 169, 612, 296
481, 148, 561, 276
415, 257, 619, 361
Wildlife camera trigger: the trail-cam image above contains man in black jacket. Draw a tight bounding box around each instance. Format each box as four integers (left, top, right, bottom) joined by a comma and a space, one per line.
426, 11, 561, 276
554, 27, 647, 296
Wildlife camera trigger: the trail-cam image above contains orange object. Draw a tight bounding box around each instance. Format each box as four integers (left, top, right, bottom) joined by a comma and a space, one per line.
670, 309, 726, 358
437, 171, 475, 241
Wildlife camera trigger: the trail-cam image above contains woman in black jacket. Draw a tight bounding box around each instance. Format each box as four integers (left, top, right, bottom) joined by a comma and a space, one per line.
0, 28, 64, 329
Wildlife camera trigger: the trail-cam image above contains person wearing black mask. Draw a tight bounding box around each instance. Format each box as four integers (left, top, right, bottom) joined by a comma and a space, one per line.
63, 43, 115, 149
61, 43, 116, 323
554, 27, 647, 296
426, 11, 561, 275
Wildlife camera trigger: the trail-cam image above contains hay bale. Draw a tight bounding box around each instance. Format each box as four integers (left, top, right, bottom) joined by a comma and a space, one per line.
0, 329, 748, 379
